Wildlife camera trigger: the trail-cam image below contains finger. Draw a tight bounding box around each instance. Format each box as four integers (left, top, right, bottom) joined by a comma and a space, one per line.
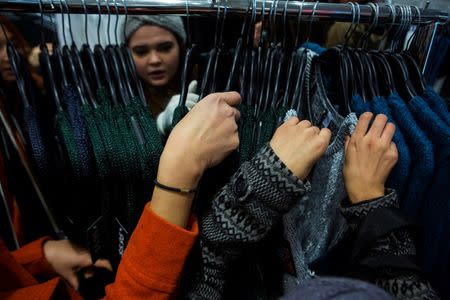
381, 122, 396, 144
233, 107, 241, 121
220, 91, 241, 106
367, 114, 388, 138
353, 112, 373, 139
284, 116, 300, 126
67, 274, 79, 290
298, 120, 312, 128
94, 259, 113, 272
344, 135, 350, 153
319, 127, 332, 145
309, 126, 320, 135
188, 80, 198, 94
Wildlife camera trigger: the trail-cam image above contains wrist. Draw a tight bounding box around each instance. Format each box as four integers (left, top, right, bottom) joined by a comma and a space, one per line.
158, 149, 203, 189
348, 187, 385, 205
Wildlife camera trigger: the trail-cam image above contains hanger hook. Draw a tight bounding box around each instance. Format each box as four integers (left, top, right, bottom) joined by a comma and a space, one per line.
282, 0, 289, 48
305, 1, 319, 46
344, 2, 356, 47
361, 2, 378, 49
37, 0, 46, 44
378, 3, 396, 50
406, 5, 421, 49
81, 0, 89, 45
113, 0, 119, 45
103, 0, 111, 45
62, 0, 75, 46
58, 0, 67, 45
96, 0, 101, 44
185, 0, 191, 46
122, 0, 128, 44
294, 0, 305, 47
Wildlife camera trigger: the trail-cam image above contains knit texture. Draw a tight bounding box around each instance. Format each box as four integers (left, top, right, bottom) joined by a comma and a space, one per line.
423, 86, 450, 128
124, 15, 186, 44
386, 93, 434, 220
283, 113, 357, 292
351, 94, 371, 116
369, 96, 411, 196
187, 145, 311, 299
282, 277, 395, 300
408, 95, 450, 299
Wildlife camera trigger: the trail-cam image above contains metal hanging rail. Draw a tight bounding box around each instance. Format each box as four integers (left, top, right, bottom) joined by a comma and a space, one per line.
0, 0, 448, 24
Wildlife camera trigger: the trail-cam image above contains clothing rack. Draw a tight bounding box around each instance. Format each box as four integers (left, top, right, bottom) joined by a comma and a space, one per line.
0, 0, 448, 24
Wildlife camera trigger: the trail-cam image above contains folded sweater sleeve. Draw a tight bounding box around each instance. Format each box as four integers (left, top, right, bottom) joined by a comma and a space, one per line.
104, 206, 199, 300
11, 236, 57, 281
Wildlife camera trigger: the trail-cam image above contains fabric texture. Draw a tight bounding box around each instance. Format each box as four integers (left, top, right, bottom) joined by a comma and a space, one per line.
187, 144, 311, 299
386, 93, 434, 220
282, 277, 395, 300
157, 80, 199, 136
423, 86, 450, 128
282, 60, 357, 292
124, 15, 186, 44
369, 96, 411, 196
407, 95, 450, 299
283, 112, 358, 291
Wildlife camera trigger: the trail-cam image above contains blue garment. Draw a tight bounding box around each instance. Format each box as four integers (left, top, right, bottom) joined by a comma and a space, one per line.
423, 86, 450, 128
351, 94, 370, 117
369, 96, 410, 196
386, 93, 434, 220
408, 96, 450, 300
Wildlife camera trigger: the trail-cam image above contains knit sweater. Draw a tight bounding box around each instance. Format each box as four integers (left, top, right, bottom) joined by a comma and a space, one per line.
423, 86, 450, 128
187, 145, 311, 299
283, 113, 357, 292
407, 96, 450, 299
369, 96, 411, 196
386, 93, 435, 220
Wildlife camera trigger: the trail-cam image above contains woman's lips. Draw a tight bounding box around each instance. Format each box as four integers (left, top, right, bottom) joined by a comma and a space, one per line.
149, 70, 165, 80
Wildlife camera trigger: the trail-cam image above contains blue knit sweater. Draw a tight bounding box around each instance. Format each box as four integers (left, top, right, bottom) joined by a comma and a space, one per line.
423, 86, 450, 128
386, 93, 434, 220
369, 96, 411, 197
408, 95, 450, 299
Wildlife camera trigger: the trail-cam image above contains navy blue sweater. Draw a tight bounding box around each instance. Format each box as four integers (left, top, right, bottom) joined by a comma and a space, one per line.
408, 95, 450, 299
386, 93, 435, 220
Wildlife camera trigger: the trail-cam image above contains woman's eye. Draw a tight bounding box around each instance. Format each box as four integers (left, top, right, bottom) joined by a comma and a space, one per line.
157, 43, 173, 53
132, 47, 149, 57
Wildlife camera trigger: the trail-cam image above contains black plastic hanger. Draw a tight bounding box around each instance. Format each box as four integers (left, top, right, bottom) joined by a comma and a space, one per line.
94, 0, 118, 105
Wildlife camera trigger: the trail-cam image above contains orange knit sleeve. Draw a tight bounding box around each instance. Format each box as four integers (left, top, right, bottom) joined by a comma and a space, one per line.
104, 206, 198, 299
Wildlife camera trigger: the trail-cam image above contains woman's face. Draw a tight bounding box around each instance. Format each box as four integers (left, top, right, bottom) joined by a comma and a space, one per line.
129, 25, 180, 88
0, 29, 15, 82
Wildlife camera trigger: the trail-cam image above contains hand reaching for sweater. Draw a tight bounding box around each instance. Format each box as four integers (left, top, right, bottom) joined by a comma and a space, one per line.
159, 91, 241, 187
344, 112, 398, 204
43, 239, 112, 290
270, 117, 332, 180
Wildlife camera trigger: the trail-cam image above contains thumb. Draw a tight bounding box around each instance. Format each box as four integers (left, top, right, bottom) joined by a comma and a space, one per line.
220, 91, 241, 107
188, 80, 198, 94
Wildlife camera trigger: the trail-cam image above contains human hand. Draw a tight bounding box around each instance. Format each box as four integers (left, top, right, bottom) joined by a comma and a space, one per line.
156, 80, 200, 136
269, 117, 331, 180
43, 239, 112, 290
159, 91, 241, 187
343, 113, 398, 204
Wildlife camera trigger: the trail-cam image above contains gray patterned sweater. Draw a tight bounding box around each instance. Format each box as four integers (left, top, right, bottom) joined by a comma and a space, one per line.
187, 145, 311, 299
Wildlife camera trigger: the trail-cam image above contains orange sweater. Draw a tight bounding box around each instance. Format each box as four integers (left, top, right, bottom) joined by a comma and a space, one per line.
0, 207, 199, 299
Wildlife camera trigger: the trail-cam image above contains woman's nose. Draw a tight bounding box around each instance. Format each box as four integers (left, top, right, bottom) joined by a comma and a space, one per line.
148, 51, 162, 65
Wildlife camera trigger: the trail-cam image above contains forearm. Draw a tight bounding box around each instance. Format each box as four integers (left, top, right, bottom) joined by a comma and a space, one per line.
189, 145, 311, 299
341, 190, 439, 299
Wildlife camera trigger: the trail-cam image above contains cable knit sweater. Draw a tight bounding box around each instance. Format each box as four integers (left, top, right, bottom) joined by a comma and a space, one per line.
187, 145, 311, 299
387, 93, 435, 220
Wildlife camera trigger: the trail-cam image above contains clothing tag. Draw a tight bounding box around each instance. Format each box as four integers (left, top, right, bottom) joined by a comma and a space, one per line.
321, 111, 334, 129
114, 218, 129, 257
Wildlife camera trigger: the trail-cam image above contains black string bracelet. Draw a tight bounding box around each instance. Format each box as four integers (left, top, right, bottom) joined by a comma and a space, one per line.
154, 179, 198, 194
